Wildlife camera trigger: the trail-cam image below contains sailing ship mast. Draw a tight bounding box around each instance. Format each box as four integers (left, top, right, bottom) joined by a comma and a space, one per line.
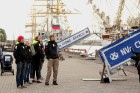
26, 0, 80, 40
25, 8, 45, 39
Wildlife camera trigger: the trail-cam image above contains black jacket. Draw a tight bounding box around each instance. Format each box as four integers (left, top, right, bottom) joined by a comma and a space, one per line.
13, 43, 26, 63
25, 46, 32, 63
45, 41, 58, 59
34, 41, 42, 58
131, 48, 140, 59
40, 44, 45, 62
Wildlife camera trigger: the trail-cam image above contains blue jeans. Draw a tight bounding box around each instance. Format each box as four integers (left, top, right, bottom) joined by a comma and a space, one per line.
16, 62, 26, 87
24, 63, 31, 83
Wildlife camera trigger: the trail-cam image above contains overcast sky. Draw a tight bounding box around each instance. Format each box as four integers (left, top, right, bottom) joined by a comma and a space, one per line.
0, 0, 34, 40
0, 0, 92, 40
0, 0, 138, 40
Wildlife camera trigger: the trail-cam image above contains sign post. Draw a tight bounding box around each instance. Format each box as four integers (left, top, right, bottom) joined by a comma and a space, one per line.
57, 28, 90, 51
83, 29, 140, 83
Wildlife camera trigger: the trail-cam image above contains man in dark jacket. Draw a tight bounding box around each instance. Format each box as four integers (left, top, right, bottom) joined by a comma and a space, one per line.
131, 48, 140, 82
24, 41, 32, 85
13, 36, 27, 88
32, 36, 42, 83
131, 48, 140, 67
45, 35, 59, 86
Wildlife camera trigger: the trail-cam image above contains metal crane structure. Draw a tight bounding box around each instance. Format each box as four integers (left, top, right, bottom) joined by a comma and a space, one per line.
94, 0, 125, 42
108, 0, 125, 41
26, 0, 80, 40
113, 0, 125, 31
92, 4, 111, 39
88, 0, 126, 45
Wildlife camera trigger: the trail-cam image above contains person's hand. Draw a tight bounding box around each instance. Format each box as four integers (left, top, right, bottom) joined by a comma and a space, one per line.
46, 56, 49, 60
58, 52, 62, 58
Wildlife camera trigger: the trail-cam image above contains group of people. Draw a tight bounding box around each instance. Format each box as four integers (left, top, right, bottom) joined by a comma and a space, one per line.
5, 34, 140, 89
14, 35, 60, 89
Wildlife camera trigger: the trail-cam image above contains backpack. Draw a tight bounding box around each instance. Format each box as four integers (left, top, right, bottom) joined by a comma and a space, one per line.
30, 45, 36, 56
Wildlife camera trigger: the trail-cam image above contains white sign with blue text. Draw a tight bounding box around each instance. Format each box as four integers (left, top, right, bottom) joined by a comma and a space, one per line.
57, 28, 90, 51
99, 29, 140, 70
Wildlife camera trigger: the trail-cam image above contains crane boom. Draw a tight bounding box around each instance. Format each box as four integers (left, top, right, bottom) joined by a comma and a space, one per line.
114, 0, 125, 30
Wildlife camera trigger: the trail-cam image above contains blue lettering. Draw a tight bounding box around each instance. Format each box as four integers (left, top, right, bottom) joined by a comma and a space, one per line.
62, 39, 71, 45
73, 32, 84, 40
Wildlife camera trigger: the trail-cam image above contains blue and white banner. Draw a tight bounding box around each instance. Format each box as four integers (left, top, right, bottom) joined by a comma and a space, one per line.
57, 28, 90, 51
99, 29, 140, 70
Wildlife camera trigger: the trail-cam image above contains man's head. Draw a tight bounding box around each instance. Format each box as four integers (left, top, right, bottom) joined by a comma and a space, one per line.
25, 41, 31, 46
35, 36, 41, 42
18, 36, 24, 43
50, 35, 55, 41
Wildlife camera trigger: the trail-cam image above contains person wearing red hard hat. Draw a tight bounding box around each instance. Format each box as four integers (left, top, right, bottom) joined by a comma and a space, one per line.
18, 36, 24, 42
13, 36, 27, 88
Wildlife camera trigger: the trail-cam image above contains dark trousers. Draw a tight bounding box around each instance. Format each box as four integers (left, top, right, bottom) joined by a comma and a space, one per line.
0, 59, 3, 70
24, 63, 31, 83
137, 62, 140, 82
16, 62, 26, 87
38, 61, 44, 78
32, 64, 40, 80
1, 62, 3, 70
32, 56, 41, 80
30, 63, 33, 78
131, 56, 139, 67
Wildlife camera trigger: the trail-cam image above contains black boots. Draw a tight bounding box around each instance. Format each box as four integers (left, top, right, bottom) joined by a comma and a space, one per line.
45, 81, 58, 86
45, 82, 49, 86
53, 81, 58, 85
